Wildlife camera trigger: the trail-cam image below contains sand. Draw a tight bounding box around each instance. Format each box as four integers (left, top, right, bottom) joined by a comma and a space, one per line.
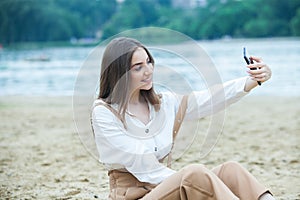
0, 95, 299, 199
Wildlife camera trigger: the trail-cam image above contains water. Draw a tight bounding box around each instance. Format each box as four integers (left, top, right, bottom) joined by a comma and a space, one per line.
199, 38, 300, 96
0, 38, 299, 96
0, 47, 90, 96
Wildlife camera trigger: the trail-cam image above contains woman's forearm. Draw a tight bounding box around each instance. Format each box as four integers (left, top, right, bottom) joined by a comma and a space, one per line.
244, 77, 259, 92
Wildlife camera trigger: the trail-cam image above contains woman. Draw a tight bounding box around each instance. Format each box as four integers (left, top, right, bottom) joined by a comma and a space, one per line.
91, 37, 274, 200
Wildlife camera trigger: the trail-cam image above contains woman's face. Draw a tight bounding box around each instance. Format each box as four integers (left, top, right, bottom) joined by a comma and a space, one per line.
129, 47, 154, 93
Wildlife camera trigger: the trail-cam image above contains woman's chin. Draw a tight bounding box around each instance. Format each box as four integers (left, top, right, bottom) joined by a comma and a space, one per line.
141, 83, 153, 91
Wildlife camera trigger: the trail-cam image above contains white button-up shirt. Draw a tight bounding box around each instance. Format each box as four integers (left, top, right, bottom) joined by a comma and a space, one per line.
92, 77, 248, 184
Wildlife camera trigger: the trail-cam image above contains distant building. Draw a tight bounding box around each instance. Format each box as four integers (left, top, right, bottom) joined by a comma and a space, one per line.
172, 0, 207, 9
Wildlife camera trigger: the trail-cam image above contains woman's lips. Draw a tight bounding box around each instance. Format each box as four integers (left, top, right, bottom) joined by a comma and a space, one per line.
142, 77, 152, 83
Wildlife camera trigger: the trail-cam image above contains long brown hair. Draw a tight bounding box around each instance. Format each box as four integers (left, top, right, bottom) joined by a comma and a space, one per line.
98, 37, 161, 123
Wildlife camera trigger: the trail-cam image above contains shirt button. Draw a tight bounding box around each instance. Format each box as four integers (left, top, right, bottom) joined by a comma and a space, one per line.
145, 128, 149, 133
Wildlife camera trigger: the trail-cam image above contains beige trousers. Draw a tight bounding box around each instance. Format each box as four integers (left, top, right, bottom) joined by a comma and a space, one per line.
108, 161, 269, 200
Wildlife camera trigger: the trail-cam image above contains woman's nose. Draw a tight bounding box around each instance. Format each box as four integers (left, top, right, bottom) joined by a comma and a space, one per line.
144, 63, 153, 75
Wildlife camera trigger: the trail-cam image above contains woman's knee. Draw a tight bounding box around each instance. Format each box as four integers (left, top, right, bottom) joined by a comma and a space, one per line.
182, 164, 209, 177
223, 161, 244, 170
180, 164, 215, 196
216, 161, 249, 186
223, 161, 247, 175
181, 164, 218, 186
212, 161, 243, 176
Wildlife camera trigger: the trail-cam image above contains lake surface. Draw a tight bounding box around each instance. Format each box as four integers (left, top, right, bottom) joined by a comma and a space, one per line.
0, 38, 299, 96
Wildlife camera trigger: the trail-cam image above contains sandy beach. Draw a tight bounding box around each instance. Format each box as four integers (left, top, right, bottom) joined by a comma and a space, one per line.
0, 95, 299, 199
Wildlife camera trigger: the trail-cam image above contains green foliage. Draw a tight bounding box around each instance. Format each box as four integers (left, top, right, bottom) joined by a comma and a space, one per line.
241, 0, 299, 37
101, 0, 160, 39
0, 0, 299, 45
0, 0, 117, 45
101, 0, 300, 40
291, 8, 300, 36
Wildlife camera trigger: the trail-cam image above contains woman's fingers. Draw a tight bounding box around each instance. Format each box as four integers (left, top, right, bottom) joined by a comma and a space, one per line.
247, 62, 272, 83
247, 56, 266, 68
250, 73, 268, 82
249, 56, 262, 63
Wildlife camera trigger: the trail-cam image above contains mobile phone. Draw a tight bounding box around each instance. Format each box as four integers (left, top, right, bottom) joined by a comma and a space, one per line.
243, 47, 261, 85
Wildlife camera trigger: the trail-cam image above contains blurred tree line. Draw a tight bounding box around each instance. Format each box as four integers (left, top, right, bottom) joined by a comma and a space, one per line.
0, 0, 300, 45
0, 0, 116, 45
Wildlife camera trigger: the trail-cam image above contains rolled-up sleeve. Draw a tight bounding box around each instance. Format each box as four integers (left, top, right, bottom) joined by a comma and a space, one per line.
185, 77, 248, 120
92, 105, 175, 184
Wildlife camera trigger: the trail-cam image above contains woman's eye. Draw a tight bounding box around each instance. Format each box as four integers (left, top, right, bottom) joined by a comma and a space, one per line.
147, 59, 152, 64
134, 66, 142, 71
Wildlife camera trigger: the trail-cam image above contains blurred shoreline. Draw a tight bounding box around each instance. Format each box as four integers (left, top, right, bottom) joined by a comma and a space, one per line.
1, 36, 299, 50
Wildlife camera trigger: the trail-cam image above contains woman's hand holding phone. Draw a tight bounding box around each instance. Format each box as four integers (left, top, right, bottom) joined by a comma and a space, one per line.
243, 47, 272, 92
243, 47, 261, 85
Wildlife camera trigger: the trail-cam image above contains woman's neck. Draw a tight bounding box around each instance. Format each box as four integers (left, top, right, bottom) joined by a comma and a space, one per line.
128, 91, 150, 125
129, 91, 144, 105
